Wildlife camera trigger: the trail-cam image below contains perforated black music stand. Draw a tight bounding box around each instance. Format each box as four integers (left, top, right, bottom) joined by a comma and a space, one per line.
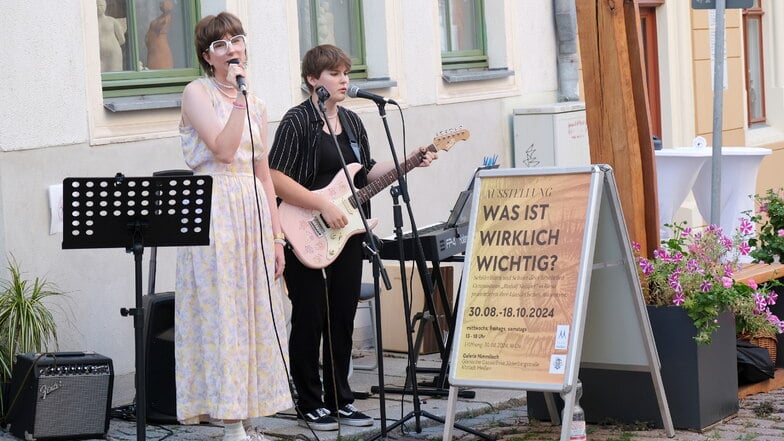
62, 173, 212, 441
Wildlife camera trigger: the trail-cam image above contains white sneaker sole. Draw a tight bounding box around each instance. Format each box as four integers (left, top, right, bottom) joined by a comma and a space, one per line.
297, 420, 339, 431
335, 417, 374, 427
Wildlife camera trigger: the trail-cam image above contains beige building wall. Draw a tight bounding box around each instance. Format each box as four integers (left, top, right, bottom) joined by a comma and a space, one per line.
691, 9, 745, 147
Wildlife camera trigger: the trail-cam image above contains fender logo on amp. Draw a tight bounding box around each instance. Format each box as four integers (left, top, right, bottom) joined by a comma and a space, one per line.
39, 380, 63, 400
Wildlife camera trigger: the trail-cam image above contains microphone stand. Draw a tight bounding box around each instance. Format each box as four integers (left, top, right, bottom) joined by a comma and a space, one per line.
365, 101, 490, 441
314, 89, 392, 439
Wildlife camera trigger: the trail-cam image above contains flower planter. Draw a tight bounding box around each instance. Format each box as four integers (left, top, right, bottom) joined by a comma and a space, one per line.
766, 283, 784, 367
528, 306, 738, 431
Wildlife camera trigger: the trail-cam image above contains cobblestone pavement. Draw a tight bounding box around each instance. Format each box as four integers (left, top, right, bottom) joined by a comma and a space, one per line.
2, 352, 783, 441
438, 387, 784, 441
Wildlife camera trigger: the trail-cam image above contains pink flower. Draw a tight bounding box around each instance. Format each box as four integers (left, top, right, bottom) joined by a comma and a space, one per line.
639, 258, 654, 276
722, 277, 733, 289
672, 292, 685, 306
739, 218, 754, 235
755, 293, 768, 311
748, 279, 758, 290
778, 229, 784, 237
668, 273, 683, 293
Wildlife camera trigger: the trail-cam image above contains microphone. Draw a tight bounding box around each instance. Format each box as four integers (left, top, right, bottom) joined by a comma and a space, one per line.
316, 86, 330, 103
228, 58, 247, 95
347, 85, 397, 105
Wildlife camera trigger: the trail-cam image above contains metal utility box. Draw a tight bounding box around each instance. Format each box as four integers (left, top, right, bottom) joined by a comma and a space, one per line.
513, 102, 590, 168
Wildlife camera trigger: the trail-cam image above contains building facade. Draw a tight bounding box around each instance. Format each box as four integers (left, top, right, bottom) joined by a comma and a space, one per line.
0, 0, 782, 404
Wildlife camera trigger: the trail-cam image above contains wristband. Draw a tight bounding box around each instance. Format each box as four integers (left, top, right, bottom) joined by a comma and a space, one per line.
274, 238, 286, 246
273, 233, 285, 240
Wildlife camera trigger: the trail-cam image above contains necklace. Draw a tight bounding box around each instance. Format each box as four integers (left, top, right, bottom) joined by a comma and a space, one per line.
210, 78, 237, 100
326, 113, 338, 119
211, 77, 235, 89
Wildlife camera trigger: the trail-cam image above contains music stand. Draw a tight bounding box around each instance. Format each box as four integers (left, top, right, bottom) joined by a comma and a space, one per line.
62, 173, 212, 441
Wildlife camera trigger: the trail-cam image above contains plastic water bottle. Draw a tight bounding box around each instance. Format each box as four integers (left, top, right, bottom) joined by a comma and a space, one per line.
561, 381, 587, 441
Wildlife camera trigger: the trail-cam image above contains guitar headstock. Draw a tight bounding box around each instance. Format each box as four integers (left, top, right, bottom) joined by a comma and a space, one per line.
432, 127, 470, 151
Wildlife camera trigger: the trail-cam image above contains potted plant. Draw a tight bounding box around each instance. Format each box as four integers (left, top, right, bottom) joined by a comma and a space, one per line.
733, 278, 784, 365
0, 256, 65, 416
744, 189, 784, 366
747, 188, 784, 264
626, 221, 749, 429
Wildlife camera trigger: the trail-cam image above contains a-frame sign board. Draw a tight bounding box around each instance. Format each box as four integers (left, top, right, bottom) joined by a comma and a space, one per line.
442, 165, 674, 441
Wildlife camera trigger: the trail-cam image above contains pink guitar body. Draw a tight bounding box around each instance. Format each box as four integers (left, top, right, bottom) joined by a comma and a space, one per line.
280, 163, 378, 269
279, 127, 470, 269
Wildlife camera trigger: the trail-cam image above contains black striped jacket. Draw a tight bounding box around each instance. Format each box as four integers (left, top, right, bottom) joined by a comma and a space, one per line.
269, 98, 374, 190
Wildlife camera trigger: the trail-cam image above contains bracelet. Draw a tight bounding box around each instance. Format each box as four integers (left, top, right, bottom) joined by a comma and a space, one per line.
232, 102, 246, 110
273, 233, 285, 240
274, 238, 286, 246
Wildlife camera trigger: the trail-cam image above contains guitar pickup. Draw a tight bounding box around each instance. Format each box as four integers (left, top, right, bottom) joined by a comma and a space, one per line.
310, 215, 327, 237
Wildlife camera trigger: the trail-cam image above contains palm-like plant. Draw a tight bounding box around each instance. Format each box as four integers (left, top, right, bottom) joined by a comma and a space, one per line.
0, 257, 63, 384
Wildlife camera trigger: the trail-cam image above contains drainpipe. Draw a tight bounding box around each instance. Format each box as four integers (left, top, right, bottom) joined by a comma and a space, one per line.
554, 0, 580, 101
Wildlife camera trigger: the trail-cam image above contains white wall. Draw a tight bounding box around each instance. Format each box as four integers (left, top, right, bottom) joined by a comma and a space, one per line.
1, 1, 89, 150
0, 0, 560, 405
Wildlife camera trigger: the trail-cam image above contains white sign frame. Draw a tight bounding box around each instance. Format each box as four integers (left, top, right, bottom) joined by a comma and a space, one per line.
442, 165, 673, 441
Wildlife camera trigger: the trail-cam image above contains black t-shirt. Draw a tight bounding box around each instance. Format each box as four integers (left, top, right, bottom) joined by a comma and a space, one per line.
312, 130, 364, 190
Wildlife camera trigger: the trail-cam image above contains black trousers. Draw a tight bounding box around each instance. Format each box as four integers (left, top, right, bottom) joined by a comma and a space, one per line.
284, 235, 364, 413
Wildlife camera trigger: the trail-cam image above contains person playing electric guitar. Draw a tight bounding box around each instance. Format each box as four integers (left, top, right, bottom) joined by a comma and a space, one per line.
268, 44, 436, 430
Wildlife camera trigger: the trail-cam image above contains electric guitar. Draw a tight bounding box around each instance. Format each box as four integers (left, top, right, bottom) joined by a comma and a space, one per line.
280, 128, 470, 269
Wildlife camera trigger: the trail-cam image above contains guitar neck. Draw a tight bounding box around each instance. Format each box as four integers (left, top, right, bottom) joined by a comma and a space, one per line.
356, 144, 436, 205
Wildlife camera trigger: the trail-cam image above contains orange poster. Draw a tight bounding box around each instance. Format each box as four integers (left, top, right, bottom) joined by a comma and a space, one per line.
452, 172, 592, 386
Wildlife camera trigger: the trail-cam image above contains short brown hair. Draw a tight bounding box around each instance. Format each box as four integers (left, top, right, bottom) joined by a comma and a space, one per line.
194, 12, 246, 75
301, 44, 352, 92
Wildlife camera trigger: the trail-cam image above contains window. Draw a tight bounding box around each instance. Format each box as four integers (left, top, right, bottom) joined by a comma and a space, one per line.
439, 0, 487, 70
743, 0, 766, 125
98, 0, 201, 98
297, 0, 367, 78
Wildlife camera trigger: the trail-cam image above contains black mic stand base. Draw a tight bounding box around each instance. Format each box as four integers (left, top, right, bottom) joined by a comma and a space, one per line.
365, 410, 494, 441
370, 384, 475, 399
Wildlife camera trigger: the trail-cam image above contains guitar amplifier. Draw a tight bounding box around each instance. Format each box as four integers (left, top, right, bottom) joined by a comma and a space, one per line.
6, 352, 114, 441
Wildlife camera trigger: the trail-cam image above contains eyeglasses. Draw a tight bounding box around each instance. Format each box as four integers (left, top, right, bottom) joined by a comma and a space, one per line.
207, 35, 247, 55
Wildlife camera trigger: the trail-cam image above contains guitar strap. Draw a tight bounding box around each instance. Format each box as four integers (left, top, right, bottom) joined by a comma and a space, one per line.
338, 109, 362, 164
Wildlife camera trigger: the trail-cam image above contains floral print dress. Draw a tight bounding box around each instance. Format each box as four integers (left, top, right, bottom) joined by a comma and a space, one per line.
175, 77, 292, 424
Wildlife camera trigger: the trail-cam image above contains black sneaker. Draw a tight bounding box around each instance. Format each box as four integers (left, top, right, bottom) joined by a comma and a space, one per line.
331, 404, 374, 427
298, 408, 339, 431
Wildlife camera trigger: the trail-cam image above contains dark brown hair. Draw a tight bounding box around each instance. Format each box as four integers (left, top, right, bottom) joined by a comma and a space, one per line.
301, 44, 352, 92
194, 12, 246, 75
